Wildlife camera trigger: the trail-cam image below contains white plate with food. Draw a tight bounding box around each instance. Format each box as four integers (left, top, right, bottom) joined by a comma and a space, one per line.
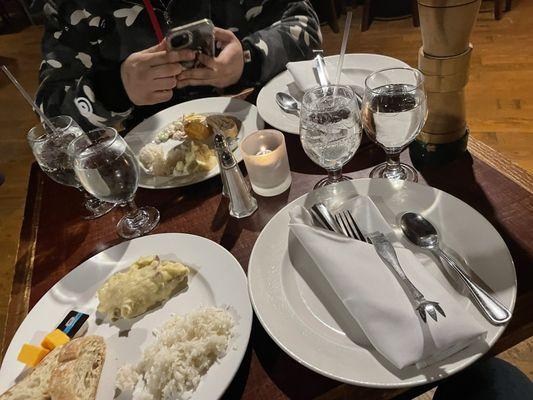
248, 179, 516, 388
126, 97, 264, 189
0, 233, 253, 400
257, 54, 410, 134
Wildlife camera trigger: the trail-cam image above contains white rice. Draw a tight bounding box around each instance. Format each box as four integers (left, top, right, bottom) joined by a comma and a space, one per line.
116, 307, 234, 400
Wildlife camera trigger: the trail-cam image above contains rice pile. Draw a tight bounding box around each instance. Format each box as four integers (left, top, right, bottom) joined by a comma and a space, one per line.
116, 307, 234, 400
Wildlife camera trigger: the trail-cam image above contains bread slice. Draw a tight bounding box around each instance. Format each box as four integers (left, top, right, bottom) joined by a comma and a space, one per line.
49, 336, 105, 400
0, 345, 62, 400
206, 115, 239, 139
184, 114, 212, 142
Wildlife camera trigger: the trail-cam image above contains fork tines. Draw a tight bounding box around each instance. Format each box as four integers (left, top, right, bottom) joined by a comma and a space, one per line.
418, 302, 446, 322
335, 209, 369, 243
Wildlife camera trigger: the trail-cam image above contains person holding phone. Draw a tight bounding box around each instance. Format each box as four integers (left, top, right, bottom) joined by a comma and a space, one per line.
35, 0, 321, 131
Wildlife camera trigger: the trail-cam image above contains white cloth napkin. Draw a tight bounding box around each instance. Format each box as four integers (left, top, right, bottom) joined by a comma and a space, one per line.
286, 59, 351, 91
288, 196, 486, 370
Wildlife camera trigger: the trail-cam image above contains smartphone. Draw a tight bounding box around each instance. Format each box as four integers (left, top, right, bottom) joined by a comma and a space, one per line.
166, 18, 215, 69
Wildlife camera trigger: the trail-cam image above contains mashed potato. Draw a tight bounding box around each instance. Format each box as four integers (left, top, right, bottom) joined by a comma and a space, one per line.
138, 140, 217, 177
116, 307, 234, 400
138, 144, 172, 176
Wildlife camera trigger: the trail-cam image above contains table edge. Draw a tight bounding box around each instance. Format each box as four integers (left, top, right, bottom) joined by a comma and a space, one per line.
1, 165, 42, 363
468, 136, 533, 193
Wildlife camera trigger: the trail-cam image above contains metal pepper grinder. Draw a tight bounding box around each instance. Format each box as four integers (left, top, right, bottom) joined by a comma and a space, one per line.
410, 0, 481, 167
214, 133, 230, 197
217, 146, 258, 218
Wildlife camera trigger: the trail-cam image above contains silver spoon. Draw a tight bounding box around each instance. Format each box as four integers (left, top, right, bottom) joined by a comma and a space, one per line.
275, 92, 300, 115
400, 212, 512, 326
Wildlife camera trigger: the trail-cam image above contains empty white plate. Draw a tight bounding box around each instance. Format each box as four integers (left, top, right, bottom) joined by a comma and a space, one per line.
248, 179, 516, 387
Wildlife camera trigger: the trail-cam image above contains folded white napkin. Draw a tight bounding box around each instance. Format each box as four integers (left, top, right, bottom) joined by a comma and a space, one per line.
288, 196, 486, 370
286, 59, 351, 92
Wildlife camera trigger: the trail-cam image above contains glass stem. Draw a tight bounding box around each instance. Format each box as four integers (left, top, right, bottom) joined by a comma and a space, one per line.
122, 200, 144, 225
385, 152, 401, 173
123, 200, 141, 218
328, 168, 343, 182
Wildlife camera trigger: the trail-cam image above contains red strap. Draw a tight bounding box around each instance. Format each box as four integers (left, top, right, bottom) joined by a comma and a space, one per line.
142, 0, 164, 42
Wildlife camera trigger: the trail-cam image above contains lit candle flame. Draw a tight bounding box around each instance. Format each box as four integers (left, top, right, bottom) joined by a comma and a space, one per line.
256, 146, 273, 156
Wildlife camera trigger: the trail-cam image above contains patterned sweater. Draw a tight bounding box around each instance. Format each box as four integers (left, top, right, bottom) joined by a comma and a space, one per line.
35, 0, 321, 131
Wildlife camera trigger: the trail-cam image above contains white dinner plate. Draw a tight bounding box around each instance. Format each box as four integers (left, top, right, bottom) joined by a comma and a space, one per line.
126, 97, 264, 189
1, 233, 253, 400
257, 54, 410, 134
248, 179, 516, 388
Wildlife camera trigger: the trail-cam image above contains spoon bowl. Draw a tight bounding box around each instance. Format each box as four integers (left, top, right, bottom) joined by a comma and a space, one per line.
400, 212, 440, 249
400, 212, 512, 325
275, 92, 300, 114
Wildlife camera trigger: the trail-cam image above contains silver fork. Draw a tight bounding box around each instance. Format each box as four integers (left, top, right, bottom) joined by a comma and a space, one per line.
335, 209, 369, 243
335, 209, 445, 323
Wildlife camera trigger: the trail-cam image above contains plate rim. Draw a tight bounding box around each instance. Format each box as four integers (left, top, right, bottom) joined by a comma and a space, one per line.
0, 232, 253, 399
125, 97, 263, 189
247, 178, 517, 388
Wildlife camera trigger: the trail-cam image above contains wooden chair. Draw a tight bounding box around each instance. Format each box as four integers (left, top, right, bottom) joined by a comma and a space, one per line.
494, 0, 512, 20
0, 0, 11, 24
0, 0, 34, 25
311, 0, 346, 33
362, 0, 419, 32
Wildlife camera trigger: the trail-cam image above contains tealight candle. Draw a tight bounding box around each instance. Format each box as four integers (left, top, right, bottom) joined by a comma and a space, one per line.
240, 130, 291, 197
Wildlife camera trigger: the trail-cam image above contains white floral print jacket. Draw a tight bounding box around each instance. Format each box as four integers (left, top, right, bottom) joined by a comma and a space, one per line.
35, 0, 321, 131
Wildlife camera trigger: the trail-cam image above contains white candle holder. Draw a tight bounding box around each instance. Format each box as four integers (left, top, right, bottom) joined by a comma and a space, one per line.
240, 130, 292, 197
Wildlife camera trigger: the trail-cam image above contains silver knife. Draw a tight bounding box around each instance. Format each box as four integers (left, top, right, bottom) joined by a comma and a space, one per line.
314, 53, 330, 87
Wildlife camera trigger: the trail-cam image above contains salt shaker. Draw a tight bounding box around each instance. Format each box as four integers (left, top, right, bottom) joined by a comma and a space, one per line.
213, 133, 229, 197
218, 148, 257, 218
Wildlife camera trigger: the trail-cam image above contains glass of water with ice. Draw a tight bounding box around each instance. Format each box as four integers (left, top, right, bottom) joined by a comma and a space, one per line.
27, 116, 115, 219
362, 68, 427, 182
69, 127, 160, 239
299, 85, 362, 189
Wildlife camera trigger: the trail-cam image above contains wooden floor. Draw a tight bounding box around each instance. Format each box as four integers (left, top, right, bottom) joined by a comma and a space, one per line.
0, 1, 531, 395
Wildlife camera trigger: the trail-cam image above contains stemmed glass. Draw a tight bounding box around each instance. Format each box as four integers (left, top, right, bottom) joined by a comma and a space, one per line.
361, 67, 427, 182
27, 116, 115, 219
299, 85, 362, 189
68, 127, 160, 239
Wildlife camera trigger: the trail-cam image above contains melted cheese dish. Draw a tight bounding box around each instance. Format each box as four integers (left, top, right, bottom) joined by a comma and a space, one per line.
97, 255, 189, 320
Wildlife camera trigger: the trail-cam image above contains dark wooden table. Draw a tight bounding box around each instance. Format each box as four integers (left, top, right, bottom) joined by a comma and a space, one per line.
3, 134, 532, 400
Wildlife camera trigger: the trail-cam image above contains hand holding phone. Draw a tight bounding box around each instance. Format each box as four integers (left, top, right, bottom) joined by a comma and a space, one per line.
166, 19, 215, 69
176, 28, 244, 89
121, 41, 196, 105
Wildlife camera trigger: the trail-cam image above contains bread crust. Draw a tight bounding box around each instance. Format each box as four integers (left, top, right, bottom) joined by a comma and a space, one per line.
49, 336, 106, 400
206, 115, 239, 139
0, 345, 62, 400
0, 336, 105, 400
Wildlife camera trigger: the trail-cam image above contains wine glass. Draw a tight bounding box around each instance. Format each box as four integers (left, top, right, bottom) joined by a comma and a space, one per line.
361, 67, 427, 182
68, 127, 160, 239
299, 85, 362, 189
27, 115, 115, 219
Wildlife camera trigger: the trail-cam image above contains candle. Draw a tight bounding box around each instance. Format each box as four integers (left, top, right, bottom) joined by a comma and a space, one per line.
240, 130, 291, 197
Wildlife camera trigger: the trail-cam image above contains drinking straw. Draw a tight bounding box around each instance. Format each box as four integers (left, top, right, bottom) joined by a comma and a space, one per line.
335, 11, 353, 85
1, 65, 60, 135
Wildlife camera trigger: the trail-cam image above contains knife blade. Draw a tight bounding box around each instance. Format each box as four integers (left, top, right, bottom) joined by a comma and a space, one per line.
314, 54, 330, 87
